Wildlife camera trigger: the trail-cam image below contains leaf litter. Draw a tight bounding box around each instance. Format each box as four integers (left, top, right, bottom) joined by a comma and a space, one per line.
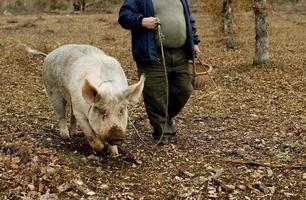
1, 11, 306, 199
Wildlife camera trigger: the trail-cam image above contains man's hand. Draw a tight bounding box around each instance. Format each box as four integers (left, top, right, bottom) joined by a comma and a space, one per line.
141, 17, 158, 29
194, 45, 201, 55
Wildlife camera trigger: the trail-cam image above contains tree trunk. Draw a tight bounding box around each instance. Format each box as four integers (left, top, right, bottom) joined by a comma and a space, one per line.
73, 0, 86, 13
222, 0, 236, 49
253, 0, 269, 65
222, 0, 233, 35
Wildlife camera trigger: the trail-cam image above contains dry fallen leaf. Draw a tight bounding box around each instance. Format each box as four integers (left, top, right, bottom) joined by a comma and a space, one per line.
28, 184, 35, 191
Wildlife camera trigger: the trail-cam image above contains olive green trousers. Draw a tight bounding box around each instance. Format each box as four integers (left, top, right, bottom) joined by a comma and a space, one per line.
137, 48, 192, 137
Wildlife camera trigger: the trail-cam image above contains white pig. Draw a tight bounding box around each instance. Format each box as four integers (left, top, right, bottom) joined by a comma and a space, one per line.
27, 44, 145, 156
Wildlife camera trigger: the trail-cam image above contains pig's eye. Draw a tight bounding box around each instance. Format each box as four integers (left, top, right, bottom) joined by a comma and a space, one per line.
119, 108, 125, 115
97, 108, 108, 118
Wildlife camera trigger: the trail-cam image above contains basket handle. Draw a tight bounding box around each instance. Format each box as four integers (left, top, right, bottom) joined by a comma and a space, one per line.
192, 55, 213, 76
192, 59, 196, 76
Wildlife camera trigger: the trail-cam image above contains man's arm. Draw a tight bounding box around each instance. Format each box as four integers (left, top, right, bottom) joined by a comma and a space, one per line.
183, 0, 200, 44
118, 0, 144, 30
191, 14, 201, 54
183, 0, 201, 54
190, 14, 200, 45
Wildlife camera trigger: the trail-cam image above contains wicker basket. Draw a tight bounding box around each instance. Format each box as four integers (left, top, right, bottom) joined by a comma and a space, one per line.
189, 57, 213, 90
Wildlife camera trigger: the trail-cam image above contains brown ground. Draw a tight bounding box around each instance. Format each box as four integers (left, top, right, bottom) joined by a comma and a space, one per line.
0, 10, 306, 200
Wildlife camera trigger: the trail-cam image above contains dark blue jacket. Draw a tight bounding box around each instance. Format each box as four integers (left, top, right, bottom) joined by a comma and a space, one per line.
118, 0, 200, 63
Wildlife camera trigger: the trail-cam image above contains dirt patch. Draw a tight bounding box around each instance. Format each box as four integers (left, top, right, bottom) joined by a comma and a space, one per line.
0, 11, 306, 199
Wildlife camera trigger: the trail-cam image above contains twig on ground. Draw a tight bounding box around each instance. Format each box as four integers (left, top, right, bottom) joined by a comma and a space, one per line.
200, 168, 234, 194
224, 158, 306, 170
57, 180, 95, 196
212, 178, 235, 193
246, 184, 261, 195
57, 183, 72, 194
211, 168, 224, 179
73, 180, 95, 196
210, 169, 235, 193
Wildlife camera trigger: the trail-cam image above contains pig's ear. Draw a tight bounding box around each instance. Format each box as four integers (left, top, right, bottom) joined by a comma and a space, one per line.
82, 79, 98, 104
123, 74, 145, 104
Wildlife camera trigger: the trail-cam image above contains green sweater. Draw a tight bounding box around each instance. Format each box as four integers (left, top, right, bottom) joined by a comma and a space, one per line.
153, 0, 187, 48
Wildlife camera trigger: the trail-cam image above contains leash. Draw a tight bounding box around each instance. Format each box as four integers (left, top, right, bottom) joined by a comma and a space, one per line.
128, 116, 146, 144
155, 17, 170, 146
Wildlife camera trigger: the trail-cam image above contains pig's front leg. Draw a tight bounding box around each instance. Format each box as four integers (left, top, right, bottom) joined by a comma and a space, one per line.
77, 118, 104, 152
59, 119, 70, 139
69, 106, 77, 136
108, 145, 119, 157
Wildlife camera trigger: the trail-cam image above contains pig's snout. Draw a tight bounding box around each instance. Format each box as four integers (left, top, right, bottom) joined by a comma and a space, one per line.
107, 126, 125, 145
109, 139, 124, 145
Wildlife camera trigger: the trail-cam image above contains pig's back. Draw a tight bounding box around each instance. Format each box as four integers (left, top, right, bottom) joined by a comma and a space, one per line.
43, 44, 107, 76
43, 44, 104, 81
42, 44, 127, 102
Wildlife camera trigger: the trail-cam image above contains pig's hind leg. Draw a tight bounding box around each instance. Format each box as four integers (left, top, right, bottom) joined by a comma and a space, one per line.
47, 89, 70, 139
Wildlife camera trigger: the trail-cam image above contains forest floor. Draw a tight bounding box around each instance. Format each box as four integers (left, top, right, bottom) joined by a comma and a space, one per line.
0, 9, 306, 200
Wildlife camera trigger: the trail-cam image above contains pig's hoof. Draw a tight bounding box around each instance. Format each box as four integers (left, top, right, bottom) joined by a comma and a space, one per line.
60, 128, 70, 139
108, 145, 119, 157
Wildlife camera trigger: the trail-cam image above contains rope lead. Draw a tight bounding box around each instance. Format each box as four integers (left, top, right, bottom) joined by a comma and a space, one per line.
155, 17, 170, 146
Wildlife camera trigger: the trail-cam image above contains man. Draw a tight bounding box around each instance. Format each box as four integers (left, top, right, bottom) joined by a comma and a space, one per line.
118, 0, 201, 144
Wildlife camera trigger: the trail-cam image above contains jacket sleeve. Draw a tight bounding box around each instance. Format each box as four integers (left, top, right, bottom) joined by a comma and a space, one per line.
190, 14, 200, 45
185, 0, 200, 44
118, 0, 144, 30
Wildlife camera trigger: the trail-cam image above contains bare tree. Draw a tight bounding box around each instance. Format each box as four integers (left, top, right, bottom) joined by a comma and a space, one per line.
253, 0, 269, 65
73, 0, 86, 12
204, 0, 271, 64
222, 0, 232, 35
222, 0, 236, 49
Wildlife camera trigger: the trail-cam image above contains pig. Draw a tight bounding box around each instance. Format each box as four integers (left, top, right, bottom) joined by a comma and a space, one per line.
27, 44, 145, 156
